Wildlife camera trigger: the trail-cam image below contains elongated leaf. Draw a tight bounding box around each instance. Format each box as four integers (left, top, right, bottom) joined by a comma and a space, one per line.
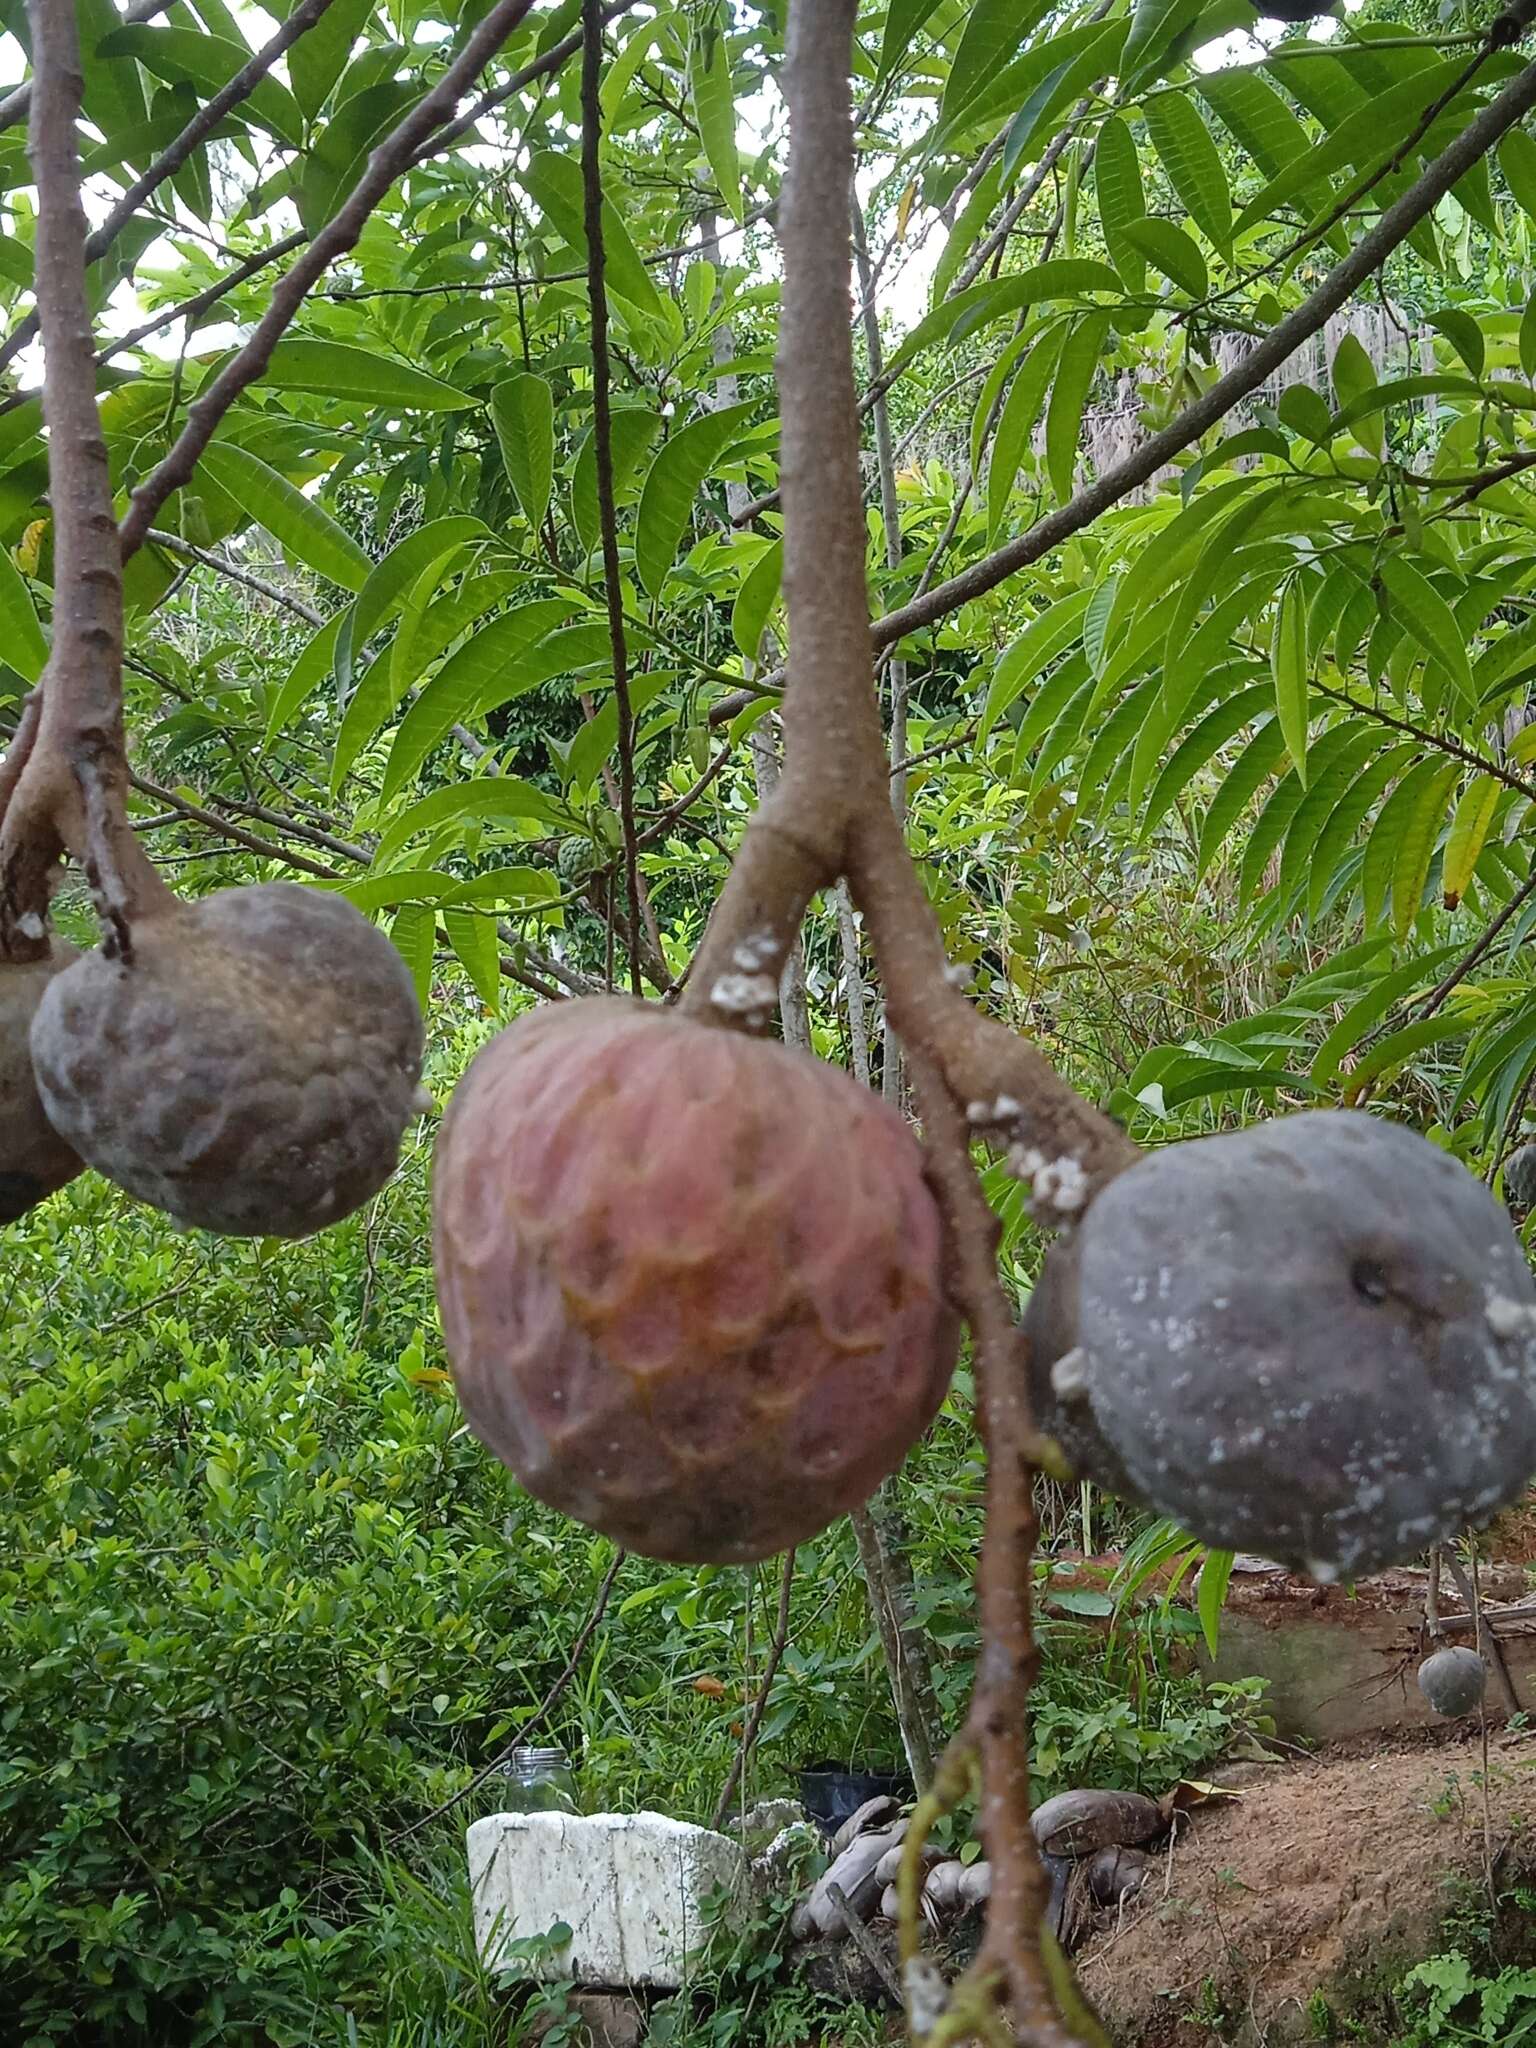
1271, 579, 1309, 788
1197, 1549, 1234, 1658
881, 260, 1120, 381
391, 570, 526, 700
259, 339, 472, 411
988, 322, 1068, 538
97, 24, 301, 145
1094, 115, 1146, 292
1198, 69, 1311, 178
492, 374, 555, 535
1046, 312, 1110, 506
635, 400, 757, 595
522, 150, 664, 317
1502, 126, 1536, 223
290, 0, 375, 117
1197, 721, 1287, 876
1275, 725, 1380, 911
601, 10, 675, 116
689, 8, 741, 222
1377, 555, 1474, 703
932, 158, 1005, 310
1359, 759, 1454, 930
981, 592, 1092, 741
1121, 0, 1203, 89
1238, 769, 1303, 902
265, 611, 344, 745
942, 0, 1054, 128
200, 442, 369, 591
1392, 762, 1458, 939
732, 540, 783, 664
1343, 1014, 1473, 1098
1141, 682, 1273, 837
0, 547, 47, 683
1442, 775, 1501, 907
1305, 743, 1418, 921
389, 901, 436, 1011
381, 600, 575, 800
1014, 653, 1092, 773
879, 0, 943, 80
1331, 332, 1381, 456
1312, 942, 1460, 1083
374, 780, 560, 870
572, 408, 660, 556
442, 908, 502, 1009
341, 517, 489, 695
1143, 91, 1231, 251
1124, 216, 1207, 298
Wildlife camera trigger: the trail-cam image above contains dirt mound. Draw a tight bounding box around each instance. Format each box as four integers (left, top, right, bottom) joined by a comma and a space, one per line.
1076, 1729, 1536, 2045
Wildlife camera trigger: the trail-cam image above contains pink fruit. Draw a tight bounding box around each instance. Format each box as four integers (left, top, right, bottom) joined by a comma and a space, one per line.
432, 997, 957, 1563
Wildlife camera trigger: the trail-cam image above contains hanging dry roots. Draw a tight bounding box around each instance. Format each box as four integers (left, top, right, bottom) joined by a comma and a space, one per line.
432, 996, 957, 1563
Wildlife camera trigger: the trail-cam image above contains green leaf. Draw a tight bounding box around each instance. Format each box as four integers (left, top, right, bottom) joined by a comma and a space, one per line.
1141, 682, 1273, 837
1198, 69, 1311, 179
381, 600, 575, 801
1121, 0, 1204, 89
1330, 332, 1380, 456
1094, 116, 1146, 294
1143, 91, 1231, 251
257, 339, 473, 412
199, 442, 370, 592
390, 570, 526, 701
492, 374, 556, 535
442, 908, 502, 1009
980, 592, 1092, 741
389, 901, 436, 1011
1305, 743, 1418, 921
1197, 721, 1287, 877
635, 401, 758, 596
1427, 307, 1485, 381
1278, 383, 1334, 448
1377, 556, 1473, 704
1311, 943, 1459, 1083
289, 0, 375, 117
1271, 579, 1310, 788
522, 150, 663, 318
732, 540, 783, 664
1391, 763, 1458, 940
688, 8, 741, 222
942, 0, 1054, 128
374, 780, 559, 870
341, 518, 490, 694
1442, 775, 1501, 908
1520, 293, 1536, 383
988, 322, 1068, 538
1046, 312, 1110, 506
0, 547, 47, 684
265, 611, 345, 746
1123, 216, 1207, 299
572, 408, 660, 556
879, 0, 943, 80
880, 259, 1120, 381
97, 24, 301, 145
1501, 127, 1536, 224
1197, 1550, 1234, 1659
931, 158, 1005, 310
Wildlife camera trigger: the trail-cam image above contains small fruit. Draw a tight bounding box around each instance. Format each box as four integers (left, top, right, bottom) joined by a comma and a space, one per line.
30, 883, 424, 1236
1417, 1645, 1487, 1718
0, 942, 83, 1224
432, 996, 957, 1563
1026, 1111, 1536, 1581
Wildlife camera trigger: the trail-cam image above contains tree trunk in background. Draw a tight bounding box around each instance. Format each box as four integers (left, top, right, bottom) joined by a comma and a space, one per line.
703, 210, 941, 1789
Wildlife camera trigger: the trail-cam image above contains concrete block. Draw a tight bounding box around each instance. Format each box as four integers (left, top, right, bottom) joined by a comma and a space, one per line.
467, 1810, 748, 1988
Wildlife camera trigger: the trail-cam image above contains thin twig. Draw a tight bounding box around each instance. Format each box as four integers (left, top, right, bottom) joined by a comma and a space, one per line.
580, 0, 641, 998
711, 1548, 796, 1832
118, 0, 544, 560
144, 530, 325, 625
1415, 866, 1536, 1019
392, 1549, 625, 1842
827, 1883, 905, 2005
0, 0, 339, 379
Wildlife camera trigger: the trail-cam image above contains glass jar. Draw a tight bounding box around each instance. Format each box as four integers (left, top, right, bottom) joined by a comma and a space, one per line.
500, 1744, 579, 1814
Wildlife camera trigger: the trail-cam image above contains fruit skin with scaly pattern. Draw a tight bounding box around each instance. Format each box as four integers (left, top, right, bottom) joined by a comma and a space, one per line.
1027, 1111, 1536, 1582
30, 883, 424, 1237
0, 941, 83, 1224
431, 996, 958, 1563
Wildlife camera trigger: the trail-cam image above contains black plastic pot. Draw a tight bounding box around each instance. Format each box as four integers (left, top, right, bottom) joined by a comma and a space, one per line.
796, 1762, 911, 1835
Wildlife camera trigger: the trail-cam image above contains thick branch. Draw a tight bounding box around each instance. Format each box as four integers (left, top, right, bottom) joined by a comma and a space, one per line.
119, 0, 543, 559
0, 0, 175, 134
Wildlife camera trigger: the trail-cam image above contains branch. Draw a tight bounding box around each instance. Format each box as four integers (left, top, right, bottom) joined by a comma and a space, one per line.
710, 1547, 796, 1832
118, 0, 544, 560
4, 0, 175, 962
0, 0, 175, 134
1309, 677, 1536, 800
0, 0, 338, 380
870, 54, 1536, 652
145, 529, 325, 625
126, 771, 341, 878
580, 0, 641, 999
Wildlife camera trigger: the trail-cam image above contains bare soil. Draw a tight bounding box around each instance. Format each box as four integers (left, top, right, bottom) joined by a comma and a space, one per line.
1075, 1728, 1536, 2046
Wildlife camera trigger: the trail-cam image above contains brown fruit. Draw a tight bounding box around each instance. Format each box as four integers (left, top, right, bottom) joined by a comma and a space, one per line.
1027, 1110, 1536, 1582
0, 942, 83, 1224
30, 883, 424, 1237
431, 996, 957, 1563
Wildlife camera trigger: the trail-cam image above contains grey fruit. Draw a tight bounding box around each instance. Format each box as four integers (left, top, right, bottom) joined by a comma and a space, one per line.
1026, 1110, 1536, 1582
1418, 1645, 1488, 1718
31, 884, 423, 1237
1030, 1788, 1163, 1858
0, 942, 82, 1224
